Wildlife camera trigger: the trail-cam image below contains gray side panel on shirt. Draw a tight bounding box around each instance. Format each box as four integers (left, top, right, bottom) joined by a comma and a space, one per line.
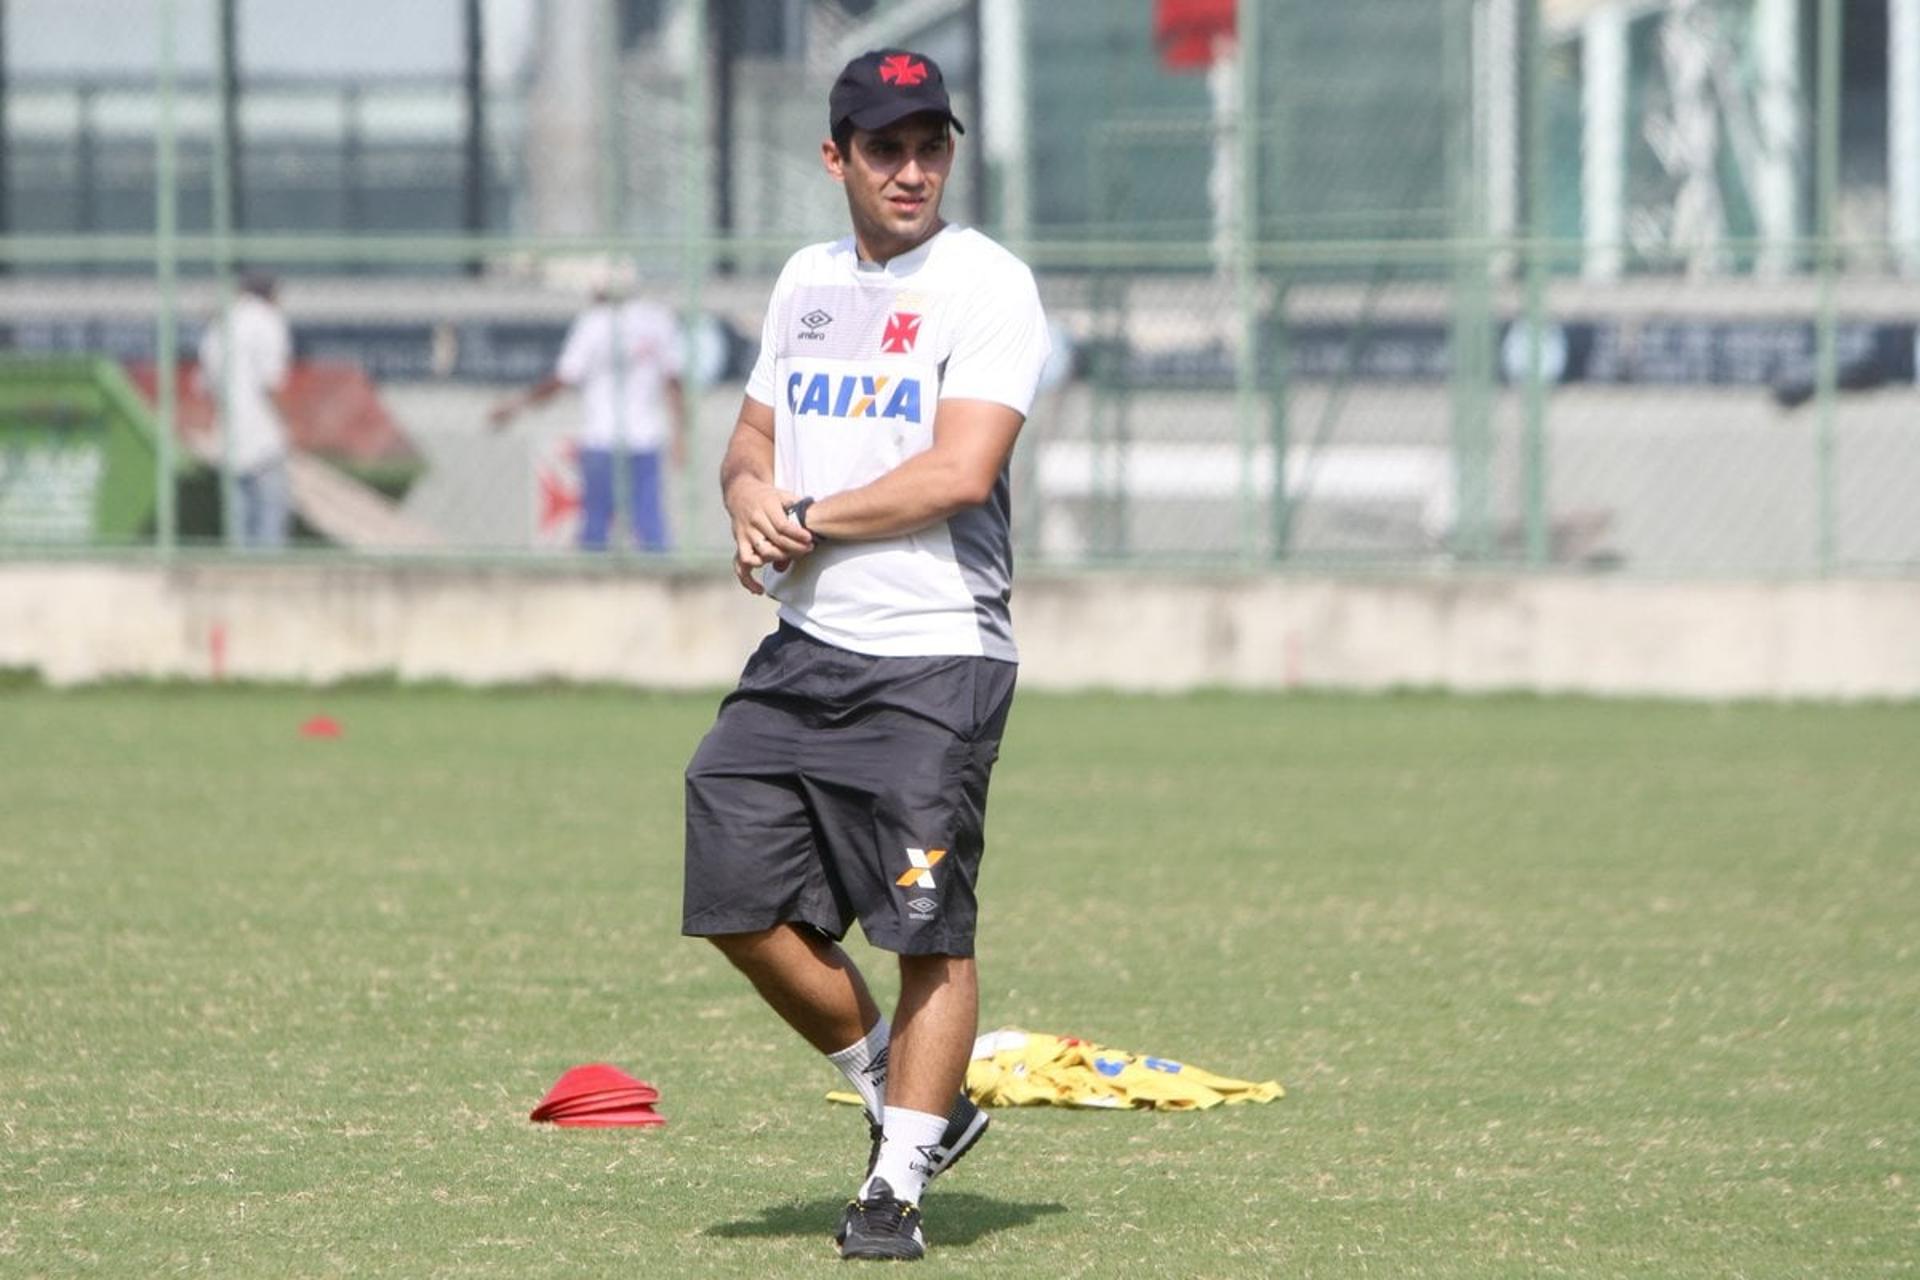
947, 467, 1018, 662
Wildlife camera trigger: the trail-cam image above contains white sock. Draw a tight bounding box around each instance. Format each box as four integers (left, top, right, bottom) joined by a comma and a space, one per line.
826, 1018, 890, 1122
862, 1106, 948, 1206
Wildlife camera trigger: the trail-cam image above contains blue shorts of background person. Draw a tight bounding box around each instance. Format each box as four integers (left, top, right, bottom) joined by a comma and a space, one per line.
237, 458, 293, 549
578, 447, 669, 552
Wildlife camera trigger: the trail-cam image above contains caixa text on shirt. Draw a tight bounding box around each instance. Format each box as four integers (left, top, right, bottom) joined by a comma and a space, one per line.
786, 371, 924, 422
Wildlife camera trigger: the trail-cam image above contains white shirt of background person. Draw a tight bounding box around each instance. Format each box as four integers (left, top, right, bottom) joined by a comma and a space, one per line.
197, 288, 292, 475
555, 298, 685, 452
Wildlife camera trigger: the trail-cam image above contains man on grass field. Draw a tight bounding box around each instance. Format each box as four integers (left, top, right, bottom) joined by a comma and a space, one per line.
681, 47, 1050, 1263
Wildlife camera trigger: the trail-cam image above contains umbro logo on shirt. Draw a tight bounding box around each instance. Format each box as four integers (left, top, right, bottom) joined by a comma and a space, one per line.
798, 308, 833, 341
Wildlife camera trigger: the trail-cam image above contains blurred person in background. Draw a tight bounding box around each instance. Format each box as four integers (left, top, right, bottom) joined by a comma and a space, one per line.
195, 271, 295, 548
490, 262, 687, 552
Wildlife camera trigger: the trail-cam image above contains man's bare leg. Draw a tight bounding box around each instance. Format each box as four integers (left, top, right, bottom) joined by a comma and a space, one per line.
710, 931, 983, 1195
707, 924, 881, 1052
884, 954, 977, 1113
850, 952, 980, 1216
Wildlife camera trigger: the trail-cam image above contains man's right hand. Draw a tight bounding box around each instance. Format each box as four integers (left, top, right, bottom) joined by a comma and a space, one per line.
725, 478, 813, 594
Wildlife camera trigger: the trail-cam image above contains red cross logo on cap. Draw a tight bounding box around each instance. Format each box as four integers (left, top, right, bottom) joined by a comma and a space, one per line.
882, 312, 922, 354
878, 55, 929, 86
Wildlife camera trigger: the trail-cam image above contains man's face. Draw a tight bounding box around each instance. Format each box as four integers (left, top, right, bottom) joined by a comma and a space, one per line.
823, 113, 955, 262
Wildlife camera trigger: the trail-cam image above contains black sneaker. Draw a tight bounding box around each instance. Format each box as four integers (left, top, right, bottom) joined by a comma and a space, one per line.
836, 1178, 926, 1261
928, 1092, 989, 1178
863, 1093, 991, 1182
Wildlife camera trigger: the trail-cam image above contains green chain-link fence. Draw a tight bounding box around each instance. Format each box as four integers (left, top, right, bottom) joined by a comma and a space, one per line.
1, 0, 1914, 574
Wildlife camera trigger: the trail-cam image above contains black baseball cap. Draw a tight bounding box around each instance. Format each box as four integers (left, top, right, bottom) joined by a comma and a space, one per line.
829, 48, 966, 136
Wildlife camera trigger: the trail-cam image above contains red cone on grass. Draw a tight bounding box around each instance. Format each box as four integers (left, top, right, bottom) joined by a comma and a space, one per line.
299, 715, 343, 739
531, 1063, 664, 1127
551, 1107, 666, 1129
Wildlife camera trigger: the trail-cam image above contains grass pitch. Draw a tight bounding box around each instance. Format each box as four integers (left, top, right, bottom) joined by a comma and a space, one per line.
1, 684, 1914, 1277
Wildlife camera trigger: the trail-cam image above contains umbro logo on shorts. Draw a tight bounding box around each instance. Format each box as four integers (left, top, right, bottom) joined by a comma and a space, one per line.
896, 847, 945, 889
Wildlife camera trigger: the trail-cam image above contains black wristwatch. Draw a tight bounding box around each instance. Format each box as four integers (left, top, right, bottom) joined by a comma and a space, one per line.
786, 497, 819, 538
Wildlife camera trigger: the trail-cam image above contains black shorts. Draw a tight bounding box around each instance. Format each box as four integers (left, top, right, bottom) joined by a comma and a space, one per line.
682, 623, 1017, 956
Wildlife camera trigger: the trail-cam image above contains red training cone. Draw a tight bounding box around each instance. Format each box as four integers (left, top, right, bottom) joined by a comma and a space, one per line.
531, 1063, 664, 1127
551, 1106, 666, 1129
536, 1088, 660, 1120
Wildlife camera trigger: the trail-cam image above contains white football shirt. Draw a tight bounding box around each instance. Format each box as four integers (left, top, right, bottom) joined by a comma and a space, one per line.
197, 293, 291, 474
556, 298, 684, 451
743, 225, 1050, 661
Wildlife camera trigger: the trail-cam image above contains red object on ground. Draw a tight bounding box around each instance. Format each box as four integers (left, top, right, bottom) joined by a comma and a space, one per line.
531, 1064, 664, 1126
551, 1108, 667, 1129
1154, 0, 1235, 70
537, 1088, 661, 1118
538, 465, 582, 532
299, 715, 343, 739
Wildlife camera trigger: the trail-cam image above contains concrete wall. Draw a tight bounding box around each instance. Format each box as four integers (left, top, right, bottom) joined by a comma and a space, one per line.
3, 561, 1917, 700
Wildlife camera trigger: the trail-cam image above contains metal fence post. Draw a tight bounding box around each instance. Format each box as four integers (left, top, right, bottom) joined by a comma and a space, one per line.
1522, 0, 1549, 566
1105, 277, 1132, 557
606, 1, 634, 558
599, 0, 627, 237
0, 0, 10, 265
153, 0, 179, 556
1814, 0, 1840, 574
1895, 0, 1920, 275
1234, 0, 1261, 565
1449, 0, 1494, 561
681, 0, 711, 560
1258, 3, 1292, 563
1089, 270, 1120, 559
461, 0, 487, 276
1266, 275, 1291, 561
211, 0, 238, 548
